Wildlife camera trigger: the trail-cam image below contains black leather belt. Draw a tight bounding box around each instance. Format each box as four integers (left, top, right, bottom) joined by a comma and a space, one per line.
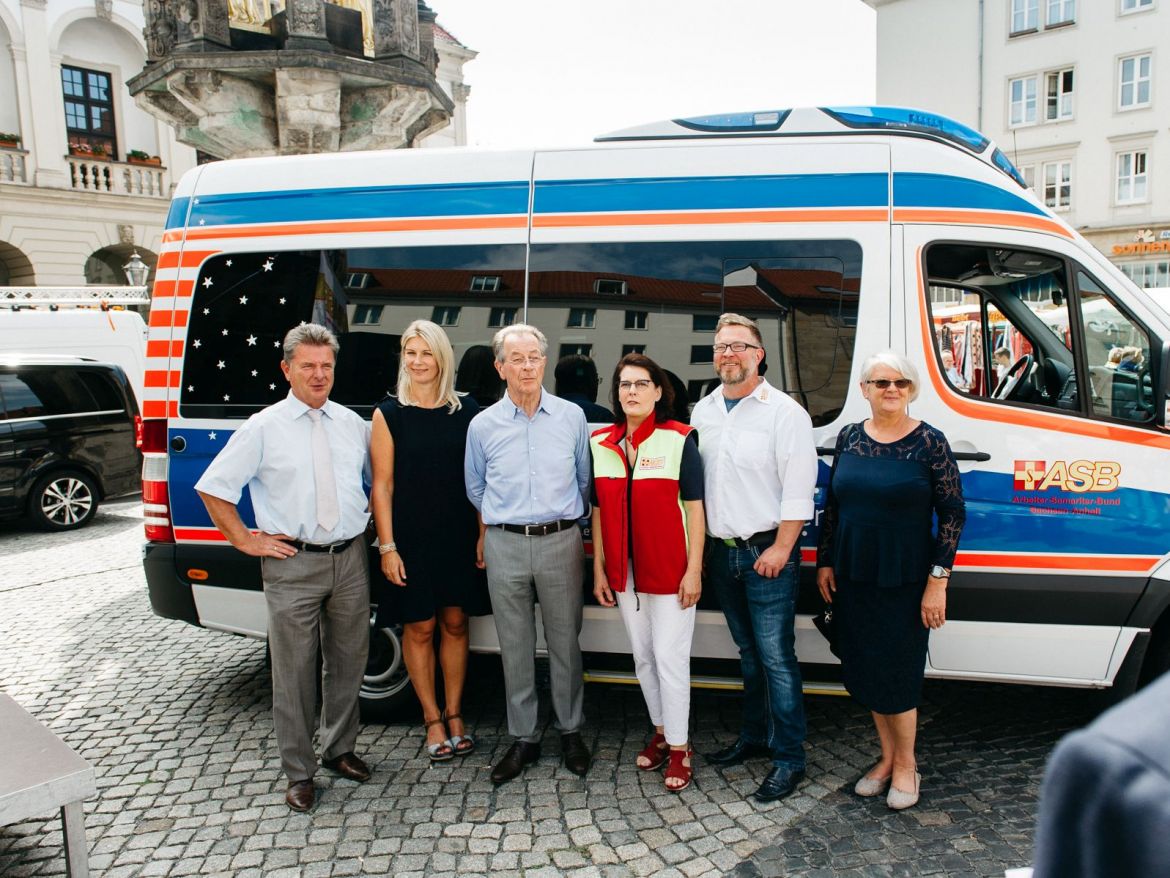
497, 519, 577, 537
296, 536, 358, 554
719, 530, 776, 549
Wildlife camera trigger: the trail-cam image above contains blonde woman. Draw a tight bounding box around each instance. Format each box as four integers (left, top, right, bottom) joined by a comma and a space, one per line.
370, 320, 488, 762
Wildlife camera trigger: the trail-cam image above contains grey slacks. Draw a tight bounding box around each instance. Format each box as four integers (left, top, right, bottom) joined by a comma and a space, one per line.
484, 525, 585, 742
261, 538, 369, 782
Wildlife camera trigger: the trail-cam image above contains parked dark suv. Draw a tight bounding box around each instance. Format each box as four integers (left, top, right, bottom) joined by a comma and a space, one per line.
0, 355, 141, 530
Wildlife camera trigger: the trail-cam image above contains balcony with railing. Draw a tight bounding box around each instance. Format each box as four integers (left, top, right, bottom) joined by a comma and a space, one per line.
0, 146, 28, 184
66, 154, 168, 198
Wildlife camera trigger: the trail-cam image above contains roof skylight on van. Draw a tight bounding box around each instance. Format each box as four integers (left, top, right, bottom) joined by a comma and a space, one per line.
674, 110, 792, 133
820, 106, 990, 154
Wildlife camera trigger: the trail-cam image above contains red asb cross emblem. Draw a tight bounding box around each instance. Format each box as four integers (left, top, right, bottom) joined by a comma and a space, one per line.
1014, 460, 1047, 490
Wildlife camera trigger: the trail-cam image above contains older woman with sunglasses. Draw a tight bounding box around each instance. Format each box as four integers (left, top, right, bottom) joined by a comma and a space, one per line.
816, 351, 965, 810
590, 353, 705, 792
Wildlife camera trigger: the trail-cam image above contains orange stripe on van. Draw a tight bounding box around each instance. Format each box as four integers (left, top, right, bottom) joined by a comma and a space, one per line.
146, 340, 183, 358
157, 249, 219, 270
534, 208, 888, 229
954, 551, 1159, 573
174, 528, 229, 542
142, 400, 168, 418
152, 280, 177, 297
143, 370, 181, 388
179, 215, 528, 241
148, 309, 174, 328
895, 208, 1073, 238
176, 280, 195, 298
914, 253, 1170, 450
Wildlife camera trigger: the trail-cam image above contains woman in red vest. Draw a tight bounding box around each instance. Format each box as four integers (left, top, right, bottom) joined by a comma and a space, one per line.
590, 353, 706, 792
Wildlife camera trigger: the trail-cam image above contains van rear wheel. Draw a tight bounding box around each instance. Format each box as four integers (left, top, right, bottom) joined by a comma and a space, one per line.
359, 621, 415, 722
29, 470, 98, 530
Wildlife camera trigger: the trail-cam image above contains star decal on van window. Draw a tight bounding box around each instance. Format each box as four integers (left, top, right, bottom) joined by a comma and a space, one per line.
203, 276, 213, 288
223, 395, 230, 402
217, 361, 225, 369
246, 335, 257, 346
263, 259, 274, 271
203, 308, 210, 315
188, 386, 194, 392
225, 260, 232, 267
279, 298, 286, 305
239, 296, 248, 305
192, 339, 201, 348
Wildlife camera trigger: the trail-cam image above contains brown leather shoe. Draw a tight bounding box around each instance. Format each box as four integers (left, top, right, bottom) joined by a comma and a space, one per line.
285, 780, 315, 812
490, 741, 541, 786
562, 732, 591, 777
322, 752, 371, 783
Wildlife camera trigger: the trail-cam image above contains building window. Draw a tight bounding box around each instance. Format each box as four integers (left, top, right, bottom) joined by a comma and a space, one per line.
1119, 54, 1152, 109
61, 65, 116, 156
1119, 260, 1170, 288
1046, 0, 1075, 24
1042, 161, 1072, 209
470, 275, 501, 292
559, 343, 592, 358
1019, 164, 1037, 190
692, 314, 718, 333
345, 272, 370, 289
1009, 76, 1038, 126
1116, 151, 1149, 204
594, 278, 628, 296
621, 344, 646, 356
1010, 0, 1039, 33
352, 304, 383, 325
488, 306, 516, 328
1121, 0, 1154, 12
432, 305, 461, 326
567, 307, 596, 328
690, 345, 713, 364
1045, 69, 1074, 120
624, 310, 648, 330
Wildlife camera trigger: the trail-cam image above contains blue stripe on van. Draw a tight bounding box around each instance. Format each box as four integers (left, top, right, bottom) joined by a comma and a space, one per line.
184, 181, 532, 228
533, 173, 890, 214
165, 196, 192, 230
893, 173, 1045, 216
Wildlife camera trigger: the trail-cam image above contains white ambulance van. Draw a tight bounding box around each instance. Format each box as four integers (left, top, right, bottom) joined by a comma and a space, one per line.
140, 106, 1170, 718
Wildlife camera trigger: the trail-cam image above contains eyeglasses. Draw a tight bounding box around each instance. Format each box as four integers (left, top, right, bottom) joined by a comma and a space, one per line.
866, 378, 911, 389
618, 379, 654, 392
506, 355, 545, 367
712, 342, 761, 354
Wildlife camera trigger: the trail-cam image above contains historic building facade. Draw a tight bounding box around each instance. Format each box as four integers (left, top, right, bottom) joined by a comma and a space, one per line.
0, 0, 473, 289
864, 0, 1170, 288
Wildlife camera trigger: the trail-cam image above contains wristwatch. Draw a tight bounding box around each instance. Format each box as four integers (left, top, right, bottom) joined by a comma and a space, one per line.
929, 565, 951, 579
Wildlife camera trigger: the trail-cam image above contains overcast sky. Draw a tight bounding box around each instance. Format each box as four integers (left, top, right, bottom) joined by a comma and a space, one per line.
431, 0, 877, 149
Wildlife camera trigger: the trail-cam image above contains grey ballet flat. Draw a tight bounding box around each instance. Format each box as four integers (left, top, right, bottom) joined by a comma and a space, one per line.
886, 771, 921, 810
854, 772, 892, 797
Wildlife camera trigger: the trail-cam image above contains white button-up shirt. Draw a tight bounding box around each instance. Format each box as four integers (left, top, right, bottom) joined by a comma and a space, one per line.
196, 392, 372, 543
691, 378, 818, 540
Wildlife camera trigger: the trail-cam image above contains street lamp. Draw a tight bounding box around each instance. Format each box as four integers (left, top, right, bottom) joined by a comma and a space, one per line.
122, 252, 150, 289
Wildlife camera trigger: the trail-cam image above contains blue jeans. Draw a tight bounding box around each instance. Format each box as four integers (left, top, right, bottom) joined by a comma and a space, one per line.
709, 541, 806, 771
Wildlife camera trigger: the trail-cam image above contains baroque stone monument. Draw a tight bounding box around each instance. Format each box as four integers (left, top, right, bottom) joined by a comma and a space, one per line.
127, 0, 453, 157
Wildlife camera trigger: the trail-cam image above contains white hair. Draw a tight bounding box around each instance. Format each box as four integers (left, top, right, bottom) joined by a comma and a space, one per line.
860, 350, 921, 402
492, 323, 548, 361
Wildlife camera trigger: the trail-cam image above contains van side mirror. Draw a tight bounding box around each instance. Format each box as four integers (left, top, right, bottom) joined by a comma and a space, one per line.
1159, 340, 1170, 430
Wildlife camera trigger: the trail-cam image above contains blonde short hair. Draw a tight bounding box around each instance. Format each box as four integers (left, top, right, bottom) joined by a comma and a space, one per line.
860, 350, 921, 402
715, 312, 763, 346
396, 320, 462, 412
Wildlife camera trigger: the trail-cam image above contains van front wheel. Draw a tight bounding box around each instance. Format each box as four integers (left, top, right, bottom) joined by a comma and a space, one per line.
29, 470, 98, 530
359, 621, 415, 722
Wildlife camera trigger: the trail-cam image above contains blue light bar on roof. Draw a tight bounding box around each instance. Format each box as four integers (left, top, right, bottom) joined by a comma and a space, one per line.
821, 106, 990, 154
990, 148, 1029, 189
674, 109, 792, 133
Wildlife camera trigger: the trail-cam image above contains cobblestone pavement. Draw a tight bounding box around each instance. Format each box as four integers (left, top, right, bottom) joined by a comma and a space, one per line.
1, 502, 1100, 877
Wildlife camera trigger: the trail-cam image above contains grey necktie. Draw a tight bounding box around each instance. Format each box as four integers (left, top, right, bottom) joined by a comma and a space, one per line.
306, 408, 340, 533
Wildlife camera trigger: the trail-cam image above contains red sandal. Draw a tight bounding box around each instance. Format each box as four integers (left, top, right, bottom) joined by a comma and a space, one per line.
665, 748, 693, 792
635, 733, 669, 771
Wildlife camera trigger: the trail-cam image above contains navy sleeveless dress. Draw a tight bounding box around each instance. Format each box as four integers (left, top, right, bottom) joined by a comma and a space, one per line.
816, 422, 965, 714
373, 395, 489, 625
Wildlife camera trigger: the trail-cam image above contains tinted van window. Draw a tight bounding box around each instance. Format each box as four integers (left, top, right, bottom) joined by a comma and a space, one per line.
0, 369, 100, 418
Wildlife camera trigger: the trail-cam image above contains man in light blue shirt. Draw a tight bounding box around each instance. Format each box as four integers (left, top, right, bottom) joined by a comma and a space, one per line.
196, 324, 372, 813
464, 323, 592, 785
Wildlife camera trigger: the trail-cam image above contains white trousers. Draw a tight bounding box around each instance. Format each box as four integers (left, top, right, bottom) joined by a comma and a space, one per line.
615, 572, 696, 746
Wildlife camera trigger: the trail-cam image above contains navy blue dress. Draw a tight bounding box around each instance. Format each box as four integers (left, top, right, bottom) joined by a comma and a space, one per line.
816, 421, 965, 714
373, 395, 489, 625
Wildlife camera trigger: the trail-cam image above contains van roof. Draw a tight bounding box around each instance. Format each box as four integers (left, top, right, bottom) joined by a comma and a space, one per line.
596, 106, 1027, 189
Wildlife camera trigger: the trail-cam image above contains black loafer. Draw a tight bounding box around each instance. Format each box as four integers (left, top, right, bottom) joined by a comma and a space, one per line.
561, 732, 591, 777
754, 766, 806, 802
491, 741, 541, 786
705, 738, 772, 766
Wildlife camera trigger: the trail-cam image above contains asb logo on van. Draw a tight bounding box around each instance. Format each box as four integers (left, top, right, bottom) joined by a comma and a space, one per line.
1012, 460, 1122, 493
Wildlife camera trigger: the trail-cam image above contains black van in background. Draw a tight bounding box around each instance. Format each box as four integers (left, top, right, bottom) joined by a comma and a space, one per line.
0, 355, 141, 530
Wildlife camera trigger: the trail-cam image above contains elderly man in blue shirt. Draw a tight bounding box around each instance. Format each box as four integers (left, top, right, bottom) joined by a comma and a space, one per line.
464, 323, 593, 785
